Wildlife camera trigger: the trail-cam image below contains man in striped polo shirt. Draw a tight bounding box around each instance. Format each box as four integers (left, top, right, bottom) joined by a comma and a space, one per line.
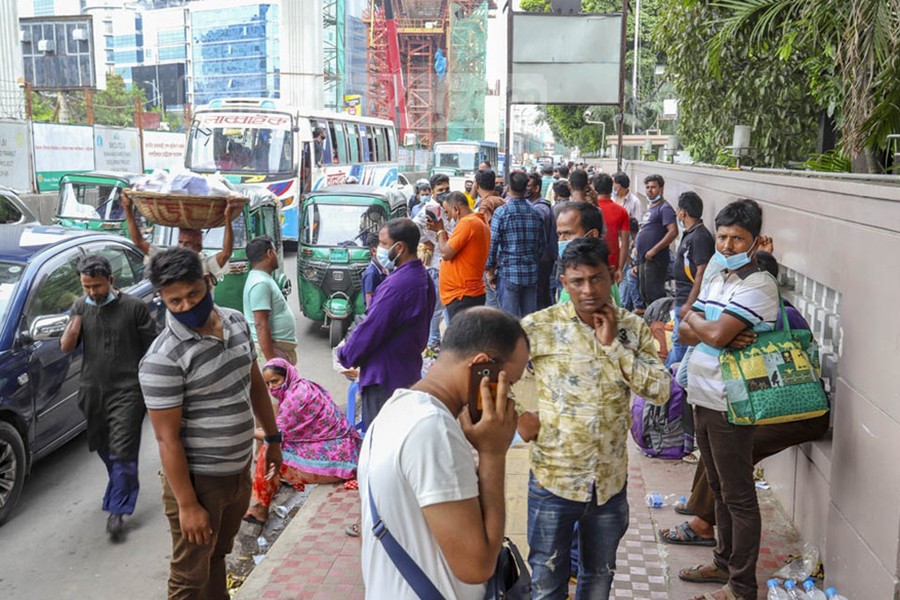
139, 247, 282, 600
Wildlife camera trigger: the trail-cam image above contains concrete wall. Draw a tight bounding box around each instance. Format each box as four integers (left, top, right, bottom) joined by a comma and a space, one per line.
622, 160, 900, 599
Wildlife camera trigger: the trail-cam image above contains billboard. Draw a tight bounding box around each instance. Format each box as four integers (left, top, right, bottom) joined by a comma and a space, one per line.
0, 122, 33, 193
94, 126, 142, 173
510, 13, 622, 105
20, 16, 96, 90
143, 130, 186, 172
32, 122, 95, 191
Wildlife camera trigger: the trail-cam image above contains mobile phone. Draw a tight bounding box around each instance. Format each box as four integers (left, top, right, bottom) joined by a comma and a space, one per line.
468, 361, 502, 423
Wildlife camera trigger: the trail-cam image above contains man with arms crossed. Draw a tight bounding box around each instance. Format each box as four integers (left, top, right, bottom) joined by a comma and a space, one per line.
358, 307, 529, 599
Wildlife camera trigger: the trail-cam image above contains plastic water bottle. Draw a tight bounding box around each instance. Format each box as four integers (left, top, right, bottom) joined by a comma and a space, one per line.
824, 588, 848, 600
768, 579, 789, 600
784, 579, 808, 600
803, 579, 826, 600
644, 493, 676, 508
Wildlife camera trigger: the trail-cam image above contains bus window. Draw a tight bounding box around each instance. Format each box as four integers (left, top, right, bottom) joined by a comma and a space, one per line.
346, 123, 360, 163
387, 128, 397, 161
374, 127, 386, 162
362, 126, 376, 163
311, 119, 332, 165
330, 120, 348, 163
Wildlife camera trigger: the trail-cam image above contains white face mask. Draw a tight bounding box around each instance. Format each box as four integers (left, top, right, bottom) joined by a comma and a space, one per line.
376, 244, 398, 272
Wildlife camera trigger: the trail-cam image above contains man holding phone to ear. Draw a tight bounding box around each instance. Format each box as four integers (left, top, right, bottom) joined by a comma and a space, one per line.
521, 237, 670, 599
358, 307, 529, 599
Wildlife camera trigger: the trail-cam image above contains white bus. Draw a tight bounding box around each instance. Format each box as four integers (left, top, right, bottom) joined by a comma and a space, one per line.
431, 140, 499, 190
185, 98, 401, 242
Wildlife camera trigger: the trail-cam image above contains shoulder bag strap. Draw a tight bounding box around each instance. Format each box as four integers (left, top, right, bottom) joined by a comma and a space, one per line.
365, 430, 446, 600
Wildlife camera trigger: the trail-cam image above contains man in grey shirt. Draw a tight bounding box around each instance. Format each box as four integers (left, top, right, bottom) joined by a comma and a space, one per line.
139, 247, 281, 599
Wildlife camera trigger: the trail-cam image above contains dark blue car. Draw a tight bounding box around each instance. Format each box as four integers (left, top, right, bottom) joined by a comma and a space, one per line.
0, 225, 159, 524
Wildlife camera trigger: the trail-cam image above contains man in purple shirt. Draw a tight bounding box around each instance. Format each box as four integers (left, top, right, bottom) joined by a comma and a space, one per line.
338, 218, 436, 429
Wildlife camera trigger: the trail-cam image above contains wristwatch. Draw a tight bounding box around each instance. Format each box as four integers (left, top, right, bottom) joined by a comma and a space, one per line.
263, 431, 283, 444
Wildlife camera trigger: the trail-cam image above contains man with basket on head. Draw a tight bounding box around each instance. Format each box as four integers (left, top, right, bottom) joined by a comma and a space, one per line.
121, 193, 240, 282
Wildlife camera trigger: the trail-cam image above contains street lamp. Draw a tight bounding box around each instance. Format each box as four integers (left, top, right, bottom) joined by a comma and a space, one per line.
583, 109, 606, 158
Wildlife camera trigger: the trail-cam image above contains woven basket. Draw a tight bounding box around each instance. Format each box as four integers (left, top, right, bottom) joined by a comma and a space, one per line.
124, 189, 247, 229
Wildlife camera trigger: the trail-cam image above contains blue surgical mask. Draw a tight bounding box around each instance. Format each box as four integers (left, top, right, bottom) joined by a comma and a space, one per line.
557, 239, 571, 259
376, 245, 396, 272
713, 239, 757, 271
171, 288, 214, 329
420, 195, 432, 203
648, 195, 662, 204
86, 290, 116, 307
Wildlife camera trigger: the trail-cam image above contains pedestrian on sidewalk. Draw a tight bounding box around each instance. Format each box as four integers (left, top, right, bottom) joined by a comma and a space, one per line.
676, 199, 779, 600
477, 192, 505, 309
667, 192, 715, 370
338, 218, 435, 429
528, 171, 558, 311
361, 232, 389, 310
485, 170, 545, 318
554, 202, 605, 305
358, 307, 529, 599
633, 174, 678, 307
520, 237, 671, 600
592, 173, 631, 286
243, 236, 298, 364
429, 191, 491, 321
413, 195, 450, 353
60, 254, 158, 542
661, 249, 829, 556
139, 247, 282, 600
244, 358, 361, 525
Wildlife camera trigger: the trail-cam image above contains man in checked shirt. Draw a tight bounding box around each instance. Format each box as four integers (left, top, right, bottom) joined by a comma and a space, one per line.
520, 236, 670, 599
485, 170, 546, 318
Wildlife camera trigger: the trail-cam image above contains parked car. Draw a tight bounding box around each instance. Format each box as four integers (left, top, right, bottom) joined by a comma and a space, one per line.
0, 186, 38, 225
0, 225, 160, 525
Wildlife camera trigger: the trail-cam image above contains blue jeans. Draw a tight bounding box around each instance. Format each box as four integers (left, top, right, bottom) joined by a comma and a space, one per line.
498, 278, 537, 318
619, 265, 644, 311
427, 268, 445, 347
527, 473, 629, 600
98, 446, 140, 515
666, 302, 687, 368
485, 273, 499, 308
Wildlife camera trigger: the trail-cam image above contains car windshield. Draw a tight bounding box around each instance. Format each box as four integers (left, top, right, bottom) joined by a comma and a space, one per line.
151, 217, 249, 251
302, 202, 388, 247
57, 182, 125, 220
0, 262, 24, 325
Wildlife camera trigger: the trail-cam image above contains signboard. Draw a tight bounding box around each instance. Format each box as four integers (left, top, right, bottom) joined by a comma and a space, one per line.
343, 95, 361, 116
142, 130, 186, 172
0, 121, 33, 193
194, 112, 293, 129
511, 13, 622, 105
94, 126, 142, 173
20, 17, 96, 89
32, 122, 94, 191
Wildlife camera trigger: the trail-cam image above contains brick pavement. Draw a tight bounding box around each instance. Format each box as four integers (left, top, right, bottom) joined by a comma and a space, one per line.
234, 439, 804, 600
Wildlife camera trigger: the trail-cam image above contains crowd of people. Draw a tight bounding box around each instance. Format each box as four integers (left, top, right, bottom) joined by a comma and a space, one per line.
60, 161, 829, 600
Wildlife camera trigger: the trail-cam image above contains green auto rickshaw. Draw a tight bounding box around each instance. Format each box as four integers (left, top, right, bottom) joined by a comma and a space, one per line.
297, 185, 408, 346
149, 185, 290, 313
55, 172, 149, 236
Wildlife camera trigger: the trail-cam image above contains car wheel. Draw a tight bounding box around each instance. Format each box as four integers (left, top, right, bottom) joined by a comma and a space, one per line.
0, 421, 26, 526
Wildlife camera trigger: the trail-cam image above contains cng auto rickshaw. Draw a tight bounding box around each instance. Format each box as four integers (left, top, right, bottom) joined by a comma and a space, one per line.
149, 184, 291, 312
55, 172, 148, 236
297, 185, 408, 346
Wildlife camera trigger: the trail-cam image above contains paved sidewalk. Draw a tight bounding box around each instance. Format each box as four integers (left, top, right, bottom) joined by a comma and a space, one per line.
234, 439, 803, 600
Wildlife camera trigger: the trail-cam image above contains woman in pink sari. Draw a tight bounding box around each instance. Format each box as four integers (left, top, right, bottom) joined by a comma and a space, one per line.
244, 358, 361, 524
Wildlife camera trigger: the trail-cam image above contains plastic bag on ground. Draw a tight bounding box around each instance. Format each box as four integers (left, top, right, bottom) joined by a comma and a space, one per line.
774, 543, 820, 583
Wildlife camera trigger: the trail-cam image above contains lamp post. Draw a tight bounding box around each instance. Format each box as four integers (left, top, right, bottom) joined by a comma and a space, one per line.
583, 109, 606, 158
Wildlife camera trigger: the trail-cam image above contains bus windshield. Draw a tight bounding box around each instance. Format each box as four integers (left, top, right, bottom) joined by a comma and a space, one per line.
434, 144, 477, 171
187, 112, 294, 175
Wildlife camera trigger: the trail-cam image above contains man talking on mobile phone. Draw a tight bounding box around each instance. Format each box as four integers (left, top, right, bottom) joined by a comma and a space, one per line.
520, 237, 670, 599
357, 307, 529, 599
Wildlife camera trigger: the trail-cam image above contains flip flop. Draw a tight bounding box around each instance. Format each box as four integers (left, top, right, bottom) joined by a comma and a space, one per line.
660, 521, 716, 547
689, 584, 741, 600
678, 563, 729, 584
242, 513, 266, 526
674, 500, 695, 516
345, 522, 361, 537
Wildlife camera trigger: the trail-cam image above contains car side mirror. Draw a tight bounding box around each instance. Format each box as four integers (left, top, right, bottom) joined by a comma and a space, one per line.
29, 314, 70, 342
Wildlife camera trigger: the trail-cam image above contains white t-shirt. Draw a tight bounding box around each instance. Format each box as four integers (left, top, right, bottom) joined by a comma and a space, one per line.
359, 389, 484, 600
146, 243, 228, 278
686, 269, 779, 411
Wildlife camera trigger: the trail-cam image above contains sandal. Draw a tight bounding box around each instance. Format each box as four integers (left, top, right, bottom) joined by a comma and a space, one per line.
678, 563, 728, 585
345, 522, 361, 537
689, 584, 741, 600
660, 521, 716, 547
683, 449, 701, 464
243, 513, 266, 526
674, 500, 695, 516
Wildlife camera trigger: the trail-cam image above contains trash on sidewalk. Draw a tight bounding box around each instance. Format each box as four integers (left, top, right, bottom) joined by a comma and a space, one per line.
273, 505, 290, 519
252, 555, 266, 565
756, 480, 771, 490
775, 543, 821, 583
256, 536, 268, 549
644, 493, 677, 508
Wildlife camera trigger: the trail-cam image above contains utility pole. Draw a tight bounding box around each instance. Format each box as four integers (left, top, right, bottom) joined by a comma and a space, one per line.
631, 0, 640, 134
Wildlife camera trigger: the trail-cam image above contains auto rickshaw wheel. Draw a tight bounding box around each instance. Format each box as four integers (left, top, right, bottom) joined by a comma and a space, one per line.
329, 317, 347, 347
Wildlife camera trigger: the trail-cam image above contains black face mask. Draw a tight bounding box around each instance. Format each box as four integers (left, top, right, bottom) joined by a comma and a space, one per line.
171, 286, 214, 329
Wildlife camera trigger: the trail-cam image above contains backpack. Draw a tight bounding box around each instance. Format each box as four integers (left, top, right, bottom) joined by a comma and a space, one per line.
630, 373, 691, 459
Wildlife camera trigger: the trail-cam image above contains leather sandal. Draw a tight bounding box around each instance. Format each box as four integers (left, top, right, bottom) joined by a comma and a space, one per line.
678, 563, 729, 584
689, 584, 741, 600
660, 521, 716, 546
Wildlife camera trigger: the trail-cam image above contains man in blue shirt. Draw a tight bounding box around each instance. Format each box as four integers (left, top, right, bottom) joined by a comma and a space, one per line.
633, 174, 678, 307
361, 232, 389, 310
338, 218, 436, 428
485, 171, 546, 318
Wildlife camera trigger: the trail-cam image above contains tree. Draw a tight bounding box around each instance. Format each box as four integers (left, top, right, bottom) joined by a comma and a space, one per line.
655, 1, 819, 167
29, 73, 146, 127
709, 0, 900, 172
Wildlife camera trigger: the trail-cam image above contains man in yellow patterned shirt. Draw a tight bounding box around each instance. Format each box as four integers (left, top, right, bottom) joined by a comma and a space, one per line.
521, 236, 670, 599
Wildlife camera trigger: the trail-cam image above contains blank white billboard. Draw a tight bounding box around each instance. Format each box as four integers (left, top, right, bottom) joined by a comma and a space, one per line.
511, 13, 623, 105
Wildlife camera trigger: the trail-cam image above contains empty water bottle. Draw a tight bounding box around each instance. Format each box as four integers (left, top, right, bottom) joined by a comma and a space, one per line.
644, 493, 676, 508
803, 579, 826, 600
768, 579, 789, 600
784, 579, 808, 600
824, 588, 848, 600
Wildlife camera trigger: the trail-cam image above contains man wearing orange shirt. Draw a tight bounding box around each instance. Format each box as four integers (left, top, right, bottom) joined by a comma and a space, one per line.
429, 191, 492, 321
592, 173, 630, 283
